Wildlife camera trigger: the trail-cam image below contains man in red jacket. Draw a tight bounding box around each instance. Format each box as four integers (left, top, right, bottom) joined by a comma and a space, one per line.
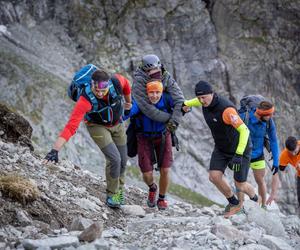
43, 69, 132, 208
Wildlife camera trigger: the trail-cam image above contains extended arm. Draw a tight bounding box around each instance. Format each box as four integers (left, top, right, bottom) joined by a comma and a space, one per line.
266, 173, 280, 205
164, 75, 185, 124
268, 119, 280, 167
43, 97, 91, 163
222, 107, 250, 155
123, 100, 140, 121
184, 98, 202, 107
235, 123, 250, 155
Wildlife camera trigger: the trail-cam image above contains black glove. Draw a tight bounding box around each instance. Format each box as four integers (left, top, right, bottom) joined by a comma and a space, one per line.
45, 149, 58, 163
181, 103, 191, 116
271, 165, 279, 175
124, 109, 131, 116
279, 165, 286, 171
166, 119, 178, 133
228, 154, 243, 172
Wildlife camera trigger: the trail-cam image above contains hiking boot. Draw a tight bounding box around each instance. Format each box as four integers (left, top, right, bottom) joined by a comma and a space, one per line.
106, 194, 120, 208
157, 198, 168, 210
118, 189, 125, 205
224, 203, 243, 218
261, 204, 267, 210
147, 189, 157, 208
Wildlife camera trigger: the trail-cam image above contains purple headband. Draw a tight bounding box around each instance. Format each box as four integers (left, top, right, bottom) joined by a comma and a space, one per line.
94, 81, 109, 89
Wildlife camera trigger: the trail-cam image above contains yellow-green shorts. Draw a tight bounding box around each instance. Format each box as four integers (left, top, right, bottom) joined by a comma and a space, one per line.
250, 160, 266, 170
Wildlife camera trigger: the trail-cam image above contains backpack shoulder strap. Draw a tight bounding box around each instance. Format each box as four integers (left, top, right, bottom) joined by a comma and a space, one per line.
109, 76, 122, 98
162, 93, 172, 113
239, 108, 250, 126
85, 85, 98, 112
244, 110, 250, 126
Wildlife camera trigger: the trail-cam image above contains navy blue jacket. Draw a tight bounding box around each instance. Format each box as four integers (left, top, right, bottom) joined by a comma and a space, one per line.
124, 93, 173, 136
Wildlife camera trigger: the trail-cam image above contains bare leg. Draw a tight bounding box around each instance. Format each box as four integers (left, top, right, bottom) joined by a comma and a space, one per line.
209, 170, 234, 198
143, 171, 154, 186
159, 168, 170, 195
237, 191, 245, 207
235, 180, 256, 199
253, 168, 266, 206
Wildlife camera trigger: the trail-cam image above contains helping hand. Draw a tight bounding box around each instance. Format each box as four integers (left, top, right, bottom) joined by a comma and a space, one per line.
124, 102, 132, 110
166, 119, 178, 133
271, 165, 279, 175
123, 102, 132, 116
228, 154, 243, 172
266, 194, 276, 205
181, 103, 191, 115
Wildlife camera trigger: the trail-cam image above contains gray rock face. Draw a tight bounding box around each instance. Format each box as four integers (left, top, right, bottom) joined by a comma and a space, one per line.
244, 201, 286, 237
22, 236, 80, 249
260, 234, 294, 250
0, 0, 299, 213
0, 136, 299, 249
212, 0, 300, 211
239, 244, 270, 250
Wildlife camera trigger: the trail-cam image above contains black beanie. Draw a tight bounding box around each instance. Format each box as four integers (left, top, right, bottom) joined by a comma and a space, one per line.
194, 81, 213, 96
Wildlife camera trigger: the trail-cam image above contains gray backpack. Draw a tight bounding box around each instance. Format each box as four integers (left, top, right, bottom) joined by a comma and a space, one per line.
238, 95, 271, 152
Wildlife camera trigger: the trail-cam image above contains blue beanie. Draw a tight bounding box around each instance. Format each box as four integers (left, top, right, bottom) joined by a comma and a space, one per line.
195, 81, 213, 96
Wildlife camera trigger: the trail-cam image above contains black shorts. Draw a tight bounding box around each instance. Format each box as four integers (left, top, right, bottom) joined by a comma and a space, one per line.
250, 154, 264, 163
209, 146, 251, 183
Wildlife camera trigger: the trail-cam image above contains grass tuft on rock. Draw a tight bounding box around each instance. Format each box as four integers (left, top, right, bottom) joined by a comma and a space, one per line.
0, 174, 40, 204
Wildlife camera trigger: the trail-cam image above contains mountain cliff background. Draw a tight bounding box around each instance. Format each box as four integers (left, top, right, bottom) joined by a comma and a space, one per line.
0, 0, 299, 213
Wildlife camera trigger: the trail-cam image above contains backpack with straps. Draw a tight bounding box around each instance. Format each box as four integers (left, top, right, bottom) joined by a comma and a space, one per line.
68, 64, 98, 100
126, 92, 179, 159
238, 94, 271, 152
68, 64, 122, 125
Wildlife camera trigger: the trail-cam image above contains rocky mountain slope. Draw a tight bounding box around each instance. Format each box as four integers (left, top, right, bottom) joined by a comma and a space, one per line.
0, 105, 300, 250
0, 0, 299, 212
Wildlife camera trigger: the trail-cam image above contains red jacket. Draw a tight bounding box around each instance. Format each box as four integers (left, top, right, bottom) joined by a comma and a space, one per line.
60, 74, 131, 141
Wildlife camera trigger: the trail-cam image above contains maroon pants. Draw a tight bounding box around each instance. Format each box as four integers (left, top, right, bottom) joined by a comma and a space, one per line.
137, 132, 173, 173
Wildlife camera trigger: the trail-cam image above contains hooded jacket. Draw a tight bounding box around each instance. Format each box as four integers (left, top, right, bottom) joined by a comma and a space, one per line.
123, 93, 174, 135
132, 67, 184, 124
240, 110, 279, 166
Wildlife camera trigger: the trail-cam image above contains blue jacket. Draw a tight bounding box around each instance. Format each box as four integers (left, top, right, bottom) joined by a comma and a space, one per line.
123, 93, 174, 136
240, 110, 279, 167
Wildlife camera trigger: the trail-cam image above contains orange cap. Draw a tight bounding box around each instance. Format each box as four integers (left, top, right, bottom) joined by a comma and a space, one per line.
146, 80, 163, 94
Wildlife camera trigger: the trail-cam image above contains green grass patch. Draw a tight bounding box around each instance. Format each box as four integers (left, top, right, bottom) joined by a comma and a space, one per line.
126, 165, 141, 179
168, 182, 217, 207
126, 166, 219, 207
240, 36, 267, 44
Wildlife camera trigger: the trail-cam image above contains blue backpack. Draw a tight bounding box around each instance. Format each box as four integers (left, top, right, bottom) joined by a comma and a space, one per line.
238, 94, 271, 152
68, 64, 98, 110
238, 94, 265, 124
68, 64, 121, 122
68, 64, 119, 114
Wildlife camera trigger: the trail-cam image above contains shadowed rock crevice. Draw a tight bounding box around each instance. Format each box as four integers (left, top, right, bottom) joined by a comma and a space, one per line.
0, 103, 33, 151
